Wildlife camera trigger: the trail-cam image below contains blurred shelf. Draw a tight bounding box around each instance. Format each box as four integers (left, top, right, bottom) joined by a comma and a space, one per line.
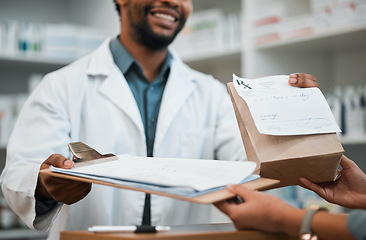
0, 52, 72, 67
340, 136, 366, 145
0, 228, 47, 239
255, 25, 366, 53
179, 45, 242, 64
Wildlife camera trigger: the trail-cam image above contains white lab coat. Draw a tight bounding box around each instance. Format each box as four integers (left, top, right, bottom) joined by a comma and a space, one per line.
0, 38, 245, 239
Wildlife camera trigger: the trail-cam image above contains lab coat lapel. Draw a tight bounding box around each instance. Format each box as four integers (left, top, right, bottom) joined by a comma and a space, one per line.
154, 60, 195, 151
87, 38, 144, 133
98, 68, 144, 133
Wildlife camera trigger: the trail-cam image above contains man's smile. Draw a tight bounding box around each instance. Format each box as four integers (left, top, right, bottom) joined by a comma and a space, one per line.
149, 7, 180, 27
152, 12, 177, 22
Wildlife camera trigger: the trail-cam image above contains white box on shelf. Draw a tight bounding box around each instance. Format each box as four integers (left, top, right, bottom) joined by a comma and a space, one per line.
284, 14, 315, 40
310, 0, 333, 9
310, 0, 333, 33
251, 3, 285, 45
327, 96, 342, 132
0, 95, 15, 148
2, 20, 19, 55
75, 26, 106, 58
226, 12, 242, 50
331, 0, 356, 29
344, 86, 365, 138
355, 3, 366, 25
173, 9, 224, 58
42, 23, 77, 60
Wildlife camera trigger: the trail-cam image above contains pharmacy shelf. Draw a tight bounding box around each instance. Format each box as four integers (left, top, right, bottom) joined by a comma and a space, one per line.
180, 45, 242, 63
340, 136, 366, 145
0, 228, 47, 240
255, 25, 366, 53
0, 53, 72, 66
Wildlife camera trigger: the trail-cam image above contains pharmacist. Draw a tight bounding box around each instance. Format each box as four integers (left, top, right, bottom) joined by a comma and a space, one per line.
0, 0, 318, 239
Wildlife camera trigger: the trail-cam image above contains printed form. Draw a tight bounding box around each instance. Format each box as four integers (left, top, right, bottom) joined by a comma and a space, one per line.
233, 74, 341, 136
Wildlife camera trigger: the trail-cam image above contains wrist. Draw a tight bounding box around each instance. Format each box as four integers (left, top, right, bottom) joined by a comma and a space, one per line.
275, 205, 306, 235
283, 208, 306, 236
35, 177, 53, 200
299, 207, 328, 240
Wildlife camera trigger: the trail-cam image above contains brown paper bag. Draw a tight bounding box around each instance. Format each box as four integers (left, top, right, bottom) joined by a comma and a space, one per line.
227, 82, 344, 188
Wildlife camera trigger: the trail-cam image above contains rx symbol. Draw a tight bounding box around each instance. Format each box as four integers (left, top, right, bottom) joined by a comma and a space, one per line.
236, 79, 252, 89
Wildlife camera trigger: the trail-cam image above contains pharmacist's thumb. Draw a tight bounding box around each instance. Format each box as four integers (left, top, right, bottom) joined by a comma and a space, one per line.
42, 154, 74, 170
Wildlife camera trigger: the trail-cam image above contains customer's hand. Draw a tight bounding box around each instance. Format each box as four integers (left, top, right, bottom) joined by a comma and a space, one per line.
289, 73, 319, 88
215, 184, 305, 235
300, 155, 366, 210
36, 154, 92, 205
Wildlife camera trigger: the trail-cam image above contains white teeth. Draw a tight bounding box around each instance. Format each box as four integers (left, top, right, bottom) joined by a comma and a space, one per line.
154, 13, 175, 22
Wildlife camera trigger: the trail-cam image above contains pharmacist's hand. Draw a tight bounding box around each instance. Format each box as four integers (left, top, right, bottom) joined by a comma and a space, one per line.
289, 73, 319, 88
214, 185, 303, 234
300, 155, 366, 210
36, 154, 92, 205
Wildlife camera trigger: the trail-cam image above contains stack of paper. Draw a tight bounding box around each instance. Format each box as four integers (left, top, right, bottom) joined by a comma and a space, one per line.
50, 154, 259, 199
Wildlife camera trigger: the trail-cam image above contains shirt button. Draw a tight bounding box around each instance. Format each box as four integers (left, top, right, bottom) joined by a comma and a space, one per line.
149, 87, 154, 91
151, 118, 156, 124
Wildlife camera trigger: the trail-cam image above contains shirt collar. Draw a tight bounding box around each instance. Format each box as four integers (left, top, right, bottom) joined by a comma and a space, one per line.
110, 36, 172, 79
110, 37, 135, 75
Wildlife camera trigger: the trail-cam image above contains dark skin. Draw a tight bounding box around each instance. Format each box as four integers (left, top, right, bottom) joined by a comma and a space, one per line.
118, 0, 192, 81
215, 155, 365, 239
35, 1, 321, 205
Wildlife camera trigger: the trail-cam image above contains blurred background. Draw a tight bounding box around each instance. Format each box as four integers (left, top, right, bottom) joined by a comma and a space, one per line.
0, 0, 365, 239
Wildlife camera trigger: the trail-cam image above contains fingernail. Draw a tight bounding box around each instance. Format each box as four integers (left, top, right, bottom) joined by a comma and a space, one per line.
64, 159, 73, 167
289, 78, 297, 84
299, 177, 306, 184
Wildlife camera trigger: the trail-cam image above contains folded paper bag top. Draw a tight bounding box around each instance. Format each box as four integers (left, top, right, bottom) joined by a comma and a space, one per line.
227, 82, 344, 188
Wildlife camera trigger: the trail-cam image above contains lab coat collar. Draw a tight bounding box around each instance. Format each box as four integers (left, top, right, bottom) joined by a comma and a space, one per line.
86, 37, 115, 76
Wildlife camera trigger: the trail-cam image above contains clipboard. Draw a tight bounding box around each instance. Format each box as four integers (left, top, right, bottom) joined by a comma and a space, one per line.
40, 141, 279, 204
40, 168, 279, 204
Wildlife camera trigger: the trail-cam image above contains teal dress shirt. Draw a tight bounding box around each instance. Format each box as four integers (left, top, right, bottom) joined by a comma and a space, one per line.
110, 37, 172, 157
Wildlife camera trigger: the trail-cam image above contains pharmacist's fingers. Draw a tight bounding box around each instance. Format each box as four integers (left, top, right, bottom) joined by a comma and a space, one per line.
38, 154, 91, 204
40, 154, 74, 170
289, 73, 319, 88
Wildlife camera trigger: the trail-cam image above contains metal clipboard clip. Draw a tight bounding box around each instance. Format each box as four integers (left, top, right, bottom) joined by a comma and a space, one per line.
68, 142, 118, 167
